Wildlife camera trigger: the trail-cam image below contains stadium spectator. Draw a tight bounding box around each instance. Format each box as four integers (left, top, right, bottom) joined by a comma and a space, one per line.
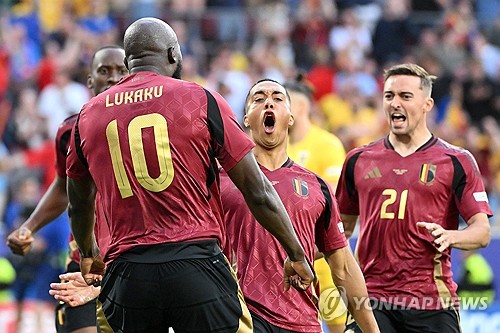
5, 171, 69, 333
457, 249, 495, 306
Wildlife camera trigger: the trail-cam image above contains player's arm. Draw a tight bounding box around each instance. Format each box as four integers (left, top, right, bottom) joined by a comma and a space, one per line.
340, 214, 358, 239
7, 175, 68, 256
324, 246, 380, 333
227, 151, 314, 291
67, 175, 105, 285
417, 212, 490, 252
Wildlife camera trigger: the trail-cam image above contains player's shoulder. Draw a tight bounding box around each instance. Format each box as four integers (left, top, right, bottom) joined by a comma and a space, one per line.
433, 137, 471, 156
432, 137, 479, 167
56, 113, 79, 136
59, 113, 79, 128
289, 160, 323, 181
310, 125, 344, 145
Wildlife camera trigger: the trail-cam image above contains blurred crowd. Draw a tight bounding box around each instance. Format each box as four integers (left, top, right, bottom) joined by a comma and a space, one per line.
0, 0, 498, 331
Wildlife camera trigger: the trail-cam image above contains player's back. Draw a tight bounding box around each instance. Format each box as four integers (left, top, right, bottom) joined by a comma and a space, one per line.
69, 72, 252, 262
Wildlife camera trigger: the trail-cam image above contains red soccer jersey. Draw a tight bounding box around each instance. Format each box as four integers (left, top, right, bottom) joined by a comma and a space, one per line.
55, 115, 111, 264
66, 72, 254, 264
221, 159, 347, 332
336, 136, 493, 310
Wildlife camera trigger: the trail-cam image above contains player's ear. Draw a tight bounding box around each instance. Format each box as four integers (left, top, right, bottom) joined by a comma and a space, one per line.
167, 47, 176, 64
288, 113, 295, 127
86, 74, 93, 90
243, 115, 249, 128
424, 97, 434, 113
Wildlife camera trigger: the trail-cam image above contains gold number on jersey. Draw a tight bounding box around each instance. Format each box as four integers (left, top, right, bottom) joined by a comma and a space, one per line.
106, 114, 174, 198
380, 189, 408, 220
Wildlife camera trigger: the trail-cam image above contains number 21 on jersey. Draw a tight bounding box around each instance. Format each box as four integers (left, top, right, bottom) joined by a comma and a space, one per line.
380, 189, 408, 220
106, 113, 175, 198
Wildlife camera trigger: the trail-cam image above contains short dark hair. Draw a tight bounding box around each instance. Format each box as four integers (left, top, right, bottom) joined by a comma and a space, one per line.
282, 72, 314, 100
384, 63, 437, 92
90, 45, 124, 70
244, 78, 291, 113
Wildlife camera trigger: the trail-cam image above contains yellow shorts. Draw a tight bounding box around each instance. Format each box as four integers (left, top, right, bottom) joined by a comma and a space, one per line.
315, 258, 347, 326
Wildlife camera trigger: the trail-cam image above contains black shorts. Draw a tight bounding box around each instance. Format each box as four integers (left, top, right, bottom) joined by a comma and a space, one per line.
250, 310, 306, 333
344, 299, 460, 333
99, 241, 252, 333
55, 261, 97, 333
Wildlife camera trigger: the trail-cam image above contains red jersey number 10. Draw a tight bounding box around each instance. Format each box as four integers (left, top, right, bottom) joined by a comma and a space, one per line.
106, 113, 175, 198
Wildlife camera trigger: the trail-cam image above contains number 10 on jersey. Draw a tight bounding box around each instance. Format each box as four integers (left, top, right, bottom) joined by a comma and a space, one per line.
106, 114, 175, 198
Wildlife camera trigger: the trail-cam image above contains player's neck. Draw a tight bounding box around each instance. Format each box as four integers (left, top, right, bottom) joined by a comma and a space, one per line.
389, 130, 432, 157
254, 145, 289, 171
289, 117, 311, 144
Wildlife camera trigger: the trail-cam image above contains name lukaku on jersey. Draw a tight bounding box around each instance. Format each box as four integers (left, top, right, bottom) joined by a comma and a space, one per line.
105, 85, 164, 107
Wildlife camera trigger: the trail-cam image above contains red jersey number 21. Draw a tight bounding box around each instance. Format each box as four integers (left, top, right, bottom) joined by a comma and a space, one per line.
380, 189, 408, 220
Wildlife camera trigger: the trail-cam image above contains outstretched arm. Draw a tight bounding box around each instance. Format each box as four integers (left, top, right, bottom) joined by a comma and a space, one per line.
227, 151, 314, 291
417, 212, 490, 252
324, 246, 380, 333
7, 175, 68, 255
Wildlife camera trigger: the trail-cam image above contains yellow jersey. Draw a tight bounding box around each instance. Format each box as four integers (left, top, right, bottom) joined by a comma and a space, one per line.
288, 124, 346, 186
288, 124, 348, 326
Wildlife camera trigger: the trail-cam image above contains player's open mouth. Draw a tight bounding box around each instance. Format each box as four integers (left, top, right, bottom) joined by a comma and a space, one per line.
263, 111, 276, 134
391, 113, 406, 125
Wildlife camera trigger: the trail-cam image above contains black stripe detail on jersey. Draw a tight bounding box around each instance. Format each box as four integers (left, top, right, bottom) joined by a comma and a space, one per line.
384, 136, 392, 149
59, 129, 71, 158
205, 89, 224, 147
204, 89, 224, 197
282, 157, 293, 168
74, 114, 89, 169
416, 135, 437, 152
316, 176, 333, 231
449, 154, 466, 201
345, 152, 362, 197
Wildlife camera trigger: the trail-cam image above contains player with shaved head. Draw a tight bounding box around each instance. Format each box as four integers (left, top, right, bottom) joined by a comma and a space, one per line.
65, 17, 314, 333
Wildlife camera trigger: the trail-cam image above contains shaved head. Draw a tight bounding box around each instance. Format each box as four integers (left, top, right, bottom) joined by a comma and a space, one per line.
123, 17, 182, 78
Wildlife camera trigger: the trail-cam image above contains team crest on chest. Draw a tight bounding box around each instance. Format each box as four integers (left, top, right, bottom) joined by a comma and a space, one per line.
419, 163, 437, 184
292, 178, 309, 197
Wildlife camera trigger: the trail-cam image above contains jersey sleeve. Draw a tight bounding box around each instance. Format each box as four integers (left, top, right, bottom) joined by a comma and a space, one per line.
66, 113, 90, 180
205, 89, 255, 171
54, 120, 73, 179
335, 150, 362, 216
452, 150, 493, 221
315, 176, 348, 253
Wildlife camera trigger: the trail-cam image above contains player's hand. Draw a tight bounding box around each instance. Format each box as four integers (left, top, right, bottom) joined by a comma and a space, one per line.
7, 226, 35, 256
283, 257, 315, 292
417, 222, 455, 252
80, 255, 105, 287
49, 272, 101, 307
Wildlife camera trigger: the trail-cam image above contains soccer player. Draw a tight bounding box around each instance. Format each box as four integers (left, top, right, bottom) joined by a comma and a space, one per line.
336, 63, 492, 333
65, 17, 314, 333
284, 79, 348, 333
6, 45, 128, 333
221, 79, 380, 333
